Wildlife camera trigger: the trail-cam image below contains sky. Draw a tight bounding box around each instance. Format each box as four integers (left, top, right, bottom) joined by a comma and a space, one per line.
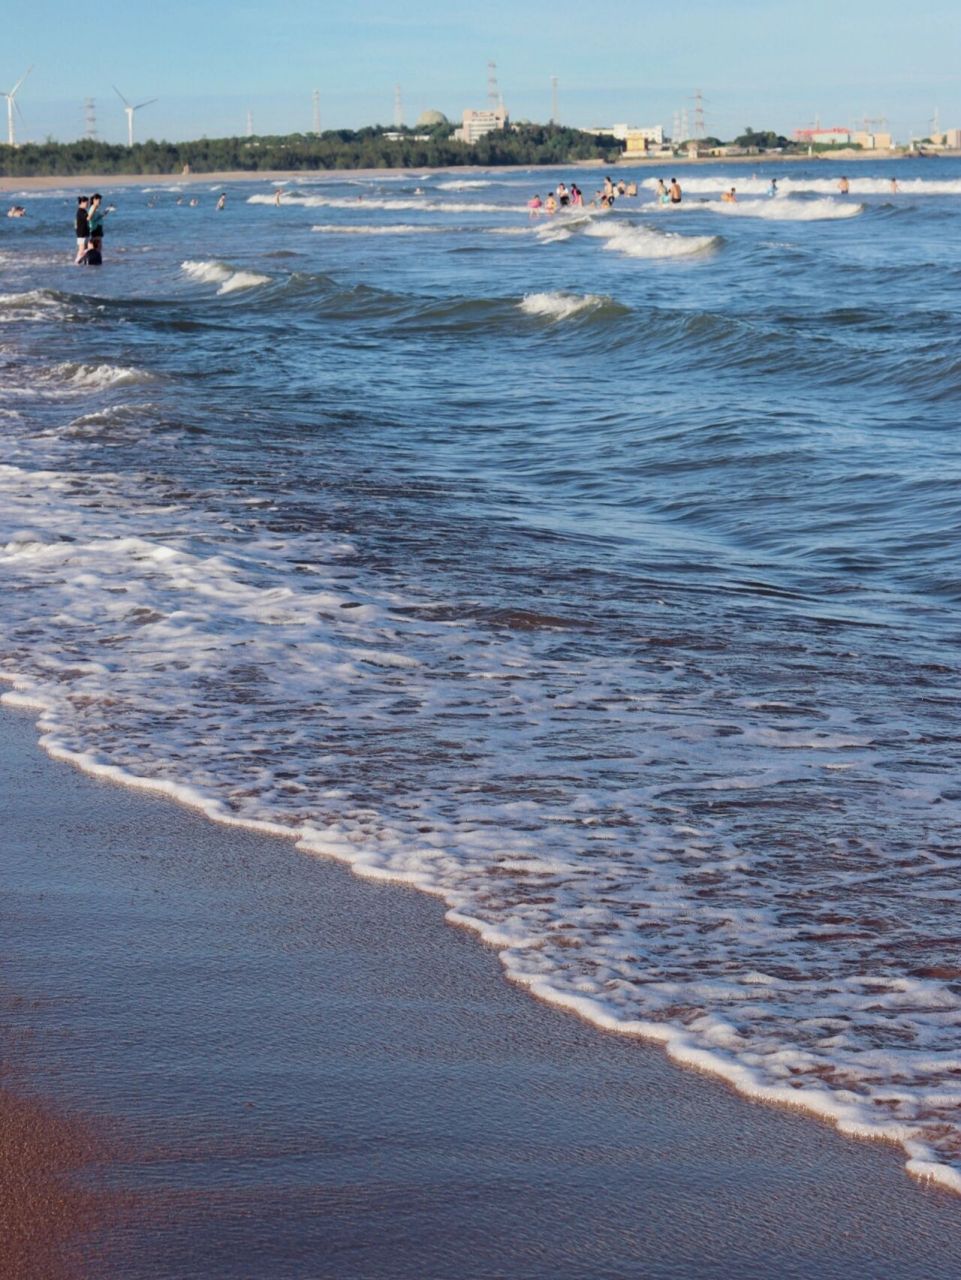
3, 0, 960, 146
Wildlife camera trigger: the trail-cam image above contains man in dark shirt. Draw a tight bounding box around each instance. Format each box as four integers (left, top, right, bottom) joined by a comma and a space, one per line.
74, 196, 89, 264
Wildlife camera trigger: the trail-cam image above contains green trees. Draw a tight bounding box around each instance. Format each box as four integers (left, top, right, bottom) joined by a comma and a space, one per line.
734, 127, 790, 150
0, 123, 623, 177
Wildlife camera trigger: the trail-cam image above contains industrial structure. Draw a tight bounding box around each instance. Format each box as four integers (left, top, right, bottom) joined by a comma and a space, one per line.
453, 106, 508, 144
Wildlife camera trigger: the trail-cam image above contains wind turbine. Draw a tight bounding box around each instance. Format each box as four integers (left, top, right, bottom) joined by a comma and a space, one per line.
3, 67, 32, 147
113, 85, 157, 146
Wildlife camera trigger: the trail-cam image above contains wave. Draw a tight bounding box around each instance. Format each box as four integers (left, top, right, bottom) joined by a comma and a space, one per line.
249, 193, 511, 214
518, 291, 611, 321
651, 176, 961, 197
436, 179, 493, 190
311, 223, 452, 236
585, 220, 720, 260
181, 260, 271, 294
49, 362, 155, 390
4, 468, 961, 1194
0, 289, 68, 322
712, 197, 863, 221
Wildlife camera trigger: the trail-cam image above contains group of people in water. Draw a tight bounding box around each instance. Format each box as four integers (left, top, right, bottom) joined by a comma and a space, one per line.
529, 172, 900, 214
74, 193, 105, 265
530, 174, 687, 215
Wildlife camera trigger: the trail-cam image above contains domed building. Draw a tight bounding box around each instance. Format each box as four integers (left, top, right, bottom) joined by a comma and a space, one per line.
416, 110, 449, 128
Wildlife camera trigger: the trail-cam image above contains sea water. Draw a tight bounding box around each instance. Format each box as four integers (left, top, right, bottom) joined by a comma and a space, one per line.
2, 159, 961, 1192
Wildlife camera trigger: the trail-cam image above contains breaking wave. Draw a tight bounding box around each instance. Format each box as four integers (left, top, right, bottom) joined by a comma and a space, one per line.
518, 291, 611, 320
181, 260, 271, 294
48, 362, 156, 390
311, 223, 452, 236
651, 176, 961, 198
585, 220, 720, 259
248, 193, 511, 214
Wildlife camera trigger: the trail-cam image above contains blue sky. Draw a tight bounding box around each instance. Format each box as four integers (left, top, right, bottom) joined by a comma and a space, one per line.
4, 0, 959, 144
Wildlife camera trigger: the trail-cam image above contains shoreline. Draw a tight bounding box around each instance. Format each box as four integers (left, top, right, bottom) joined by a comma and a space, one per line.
0, 150, 941, 194
3, 703, 961, 1277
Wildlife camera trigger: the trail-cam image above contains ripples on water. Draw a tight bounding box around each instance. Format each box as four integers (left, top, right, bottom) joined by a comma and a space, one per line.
2, 161, 961, 1192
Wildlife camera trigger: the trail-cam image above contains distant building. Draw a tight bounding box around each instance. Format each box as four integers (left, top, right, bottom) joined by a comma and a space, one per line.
851, 130, 893, 150
454, 107, 508, 144
622, 126, 665, 156
946, 128, 961, 149
590, 123, 663, 146
793, 126, 851, 146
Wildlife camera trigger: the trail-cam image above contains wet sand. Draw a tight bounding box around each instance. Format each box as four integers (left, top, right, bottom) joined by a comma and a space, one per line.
2, 703, 960, 1278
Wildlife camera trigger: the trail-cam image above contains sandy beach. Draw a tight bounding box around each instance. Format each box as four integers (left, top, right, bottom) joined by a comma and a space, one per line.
3, 704, 961, 1278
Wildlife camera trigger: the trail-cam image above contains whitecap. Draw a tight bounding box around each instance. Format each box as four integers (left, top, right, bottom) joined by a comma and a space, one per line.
585, 221, 719, 260
310, 223, 450, 236
519, 291, 608, 320
50, 362, 155, 390
248, 193, 512, 214
181, 260, 270, 294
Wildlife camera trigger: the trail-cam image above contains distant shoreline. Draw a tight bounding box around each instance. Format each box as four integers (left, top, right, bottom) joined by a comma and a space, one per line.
1, 149, 949, 194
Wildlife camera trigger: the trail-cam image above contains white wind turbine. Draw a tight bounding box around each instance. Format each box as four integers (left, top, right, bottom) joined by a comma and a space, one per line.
3, 67, 32, 147
113, 85, 157, 146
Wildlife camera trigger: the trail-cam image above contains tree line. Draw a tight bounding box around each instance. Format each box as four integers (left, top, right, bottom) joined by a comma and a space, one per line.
0, 123, 626, 177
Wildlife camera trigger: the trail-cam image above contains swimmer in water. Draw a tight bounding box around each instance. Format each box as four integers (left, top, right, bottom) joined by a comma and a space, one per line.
722, 187, 737, 203
669, 178, 682, 204
838, 176, 850, 194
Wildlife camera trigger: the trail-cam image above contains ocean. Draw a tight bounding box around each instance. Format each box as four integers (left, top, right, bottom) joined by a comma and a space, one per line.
2, 159, 961, 1194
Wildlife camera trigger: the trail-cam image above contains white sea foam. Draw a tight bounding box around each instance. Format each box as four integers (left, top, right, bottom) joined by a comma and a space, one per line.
181, 260, 270, 294
647, 176, 961, 198
652, 197, 862, 221
3, 444, 961, 1194
50, 362, 155, 390
436, 179, 493, 190
585, 220, 720, 259
519, 291, 608, 320
248, 193, 511, 214
310, 223, 450, 235
0, 290, 66, 323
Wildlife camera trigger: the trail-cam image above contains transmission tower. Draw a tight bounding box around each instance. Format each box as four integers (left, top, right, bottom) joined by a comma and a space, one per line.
550, 75, 558, 124
83, 97, 97, 140
487, 61, 500, 110
680, 108, 689, 142
690, 89, 706, 139
246, 109, 254, 137
672, 111, 680, 144
312, 88, 321, 135
393, 83, 403, 128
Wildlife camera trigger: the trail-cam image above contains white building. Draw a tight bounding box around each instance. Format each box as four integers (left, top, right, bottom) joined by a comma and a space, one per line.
589, 123, 663, 145
454, 107, 508, 144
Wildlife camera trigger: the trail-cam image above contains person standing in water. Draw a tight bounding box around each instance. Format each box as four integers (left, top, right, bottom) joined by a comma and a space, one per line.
838, 176, 850, 194
669, 178, 682, 204
85, 193, 104, 264
217, 193, 226, 210
74, 196, 89, 264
